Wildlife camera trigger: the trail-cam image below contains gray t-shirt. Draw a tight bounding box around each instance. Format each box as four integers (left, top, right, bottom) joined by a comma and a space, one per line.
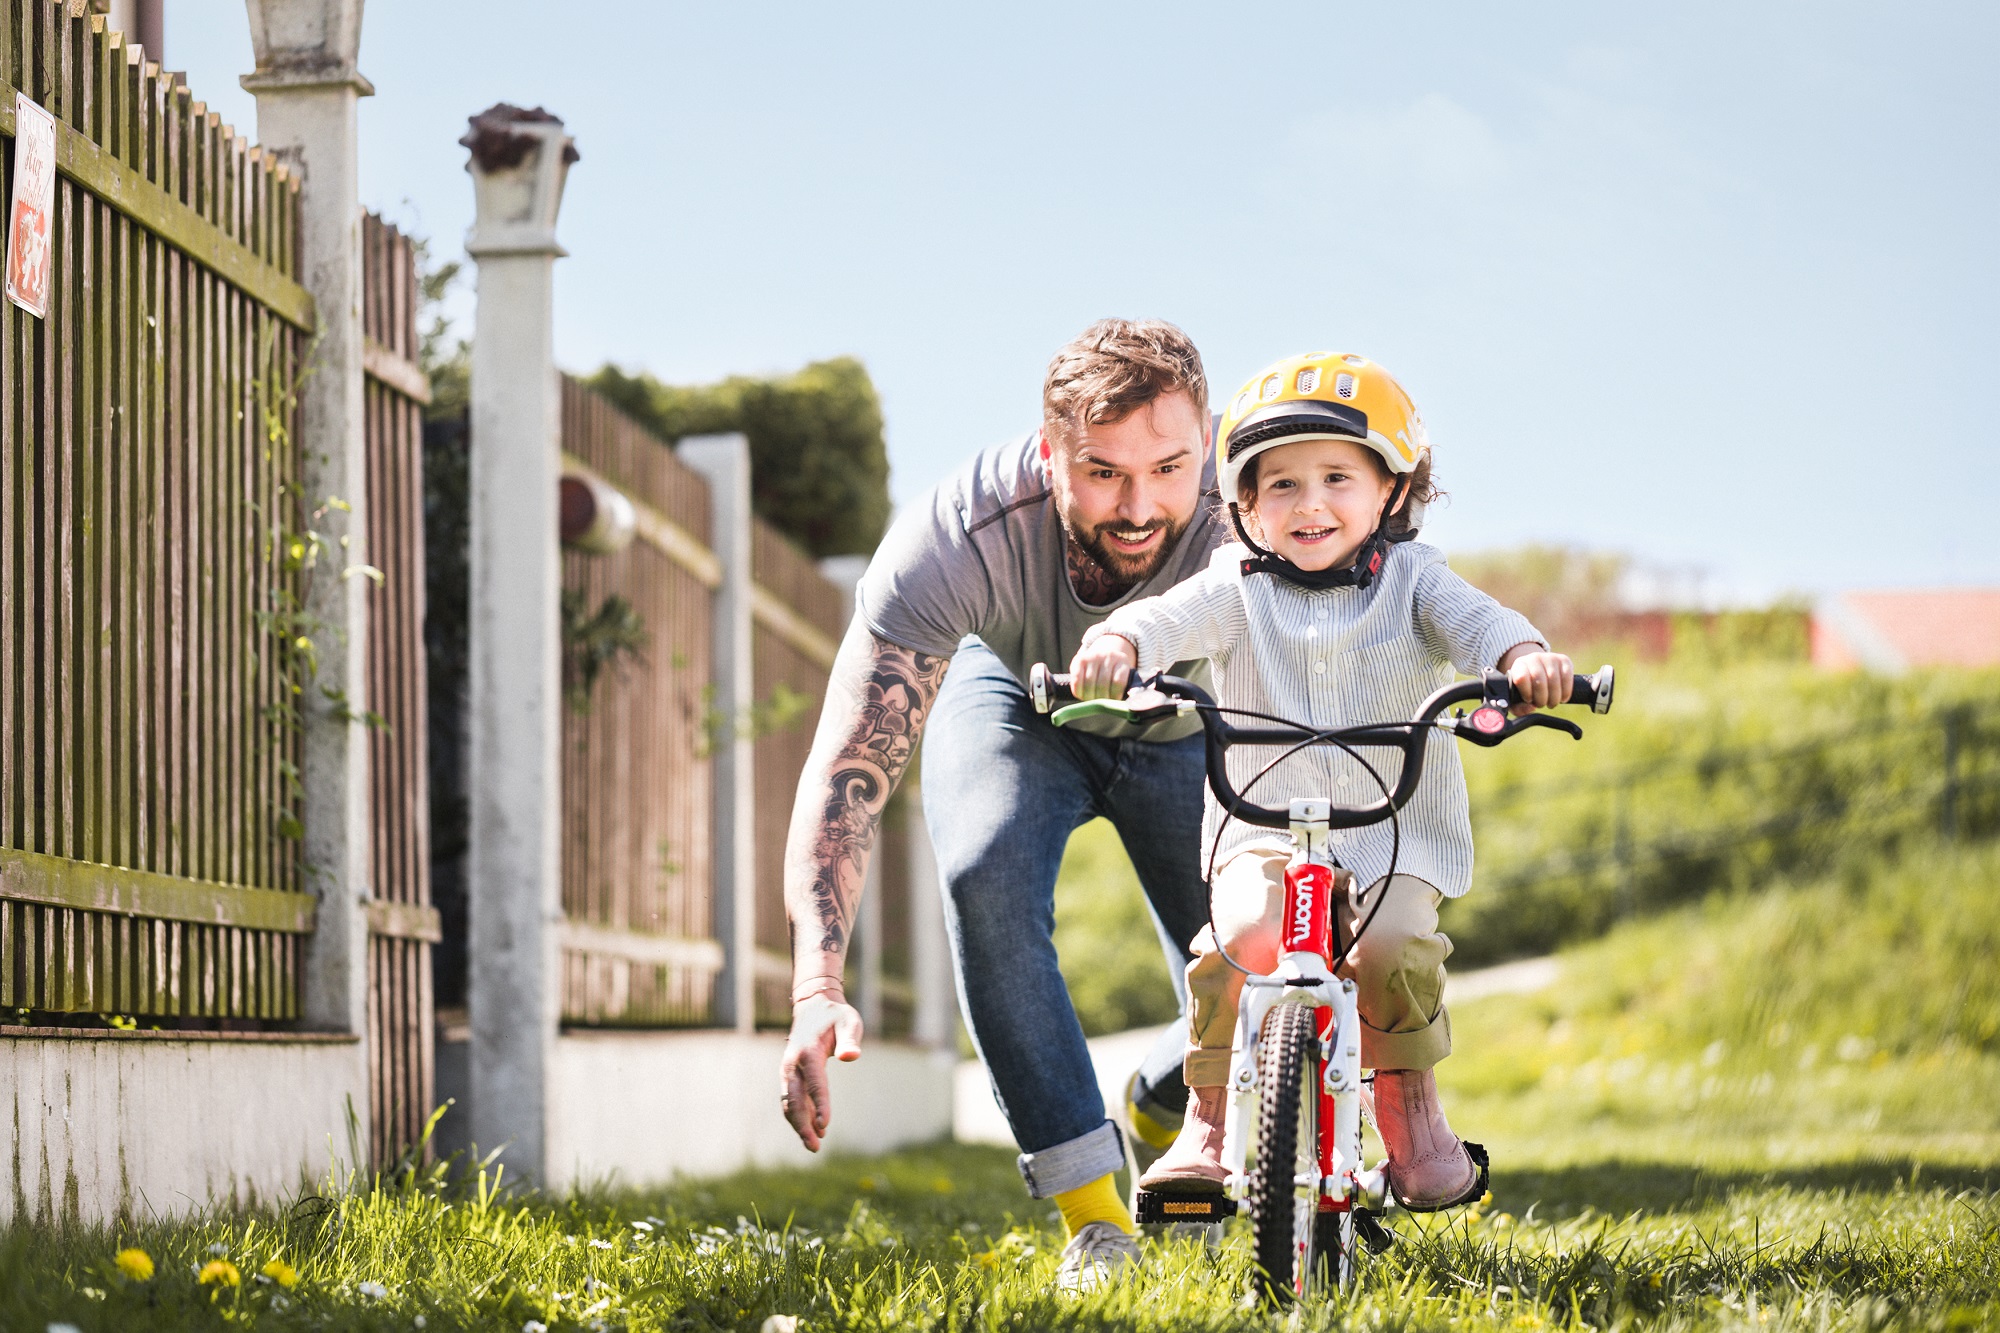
857, 430, 1230, 741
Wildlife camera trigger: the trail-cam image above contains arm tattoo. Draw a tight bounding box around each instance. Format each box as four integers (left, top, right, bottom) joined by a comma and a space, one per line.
788, 636, 949, 964
1064, 532, 1137, 606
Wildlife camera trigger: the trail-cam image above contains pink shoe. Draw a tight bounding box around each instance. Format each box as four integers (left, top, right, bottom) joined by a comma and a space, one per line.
1137, 1085, 1228, 1192
1373, 1068, 1488, 1212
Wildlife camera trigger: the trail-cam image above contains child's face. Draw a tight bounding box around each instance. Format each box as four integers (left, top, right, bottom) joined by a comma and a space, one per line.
1248, 438, 1399, 572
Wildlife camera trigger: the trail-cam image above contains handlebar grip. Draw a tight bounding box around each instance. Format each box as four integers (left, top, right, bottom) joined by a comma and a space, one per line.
1028, 662, 1142, 714
1568, 664, 1615, 714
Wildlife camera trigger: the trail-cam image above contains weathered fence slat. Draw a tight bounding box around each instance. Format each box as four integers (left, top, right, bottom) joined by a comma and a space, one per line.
0, 0, 309, 1023
361, 212, 436, 1165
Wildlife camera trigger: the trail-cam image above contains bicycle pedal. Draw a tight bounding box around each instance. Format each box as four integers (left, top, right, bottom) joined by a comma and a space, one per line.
1354, 1209, 1397, 1254
1134, 1188, 1239, 1225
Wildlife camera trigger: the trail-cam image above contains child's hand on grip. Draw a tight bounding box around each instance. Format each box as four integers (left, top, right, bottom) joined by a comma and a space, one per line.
1499, 645, 1573, 716
1069, 634, 1138, 700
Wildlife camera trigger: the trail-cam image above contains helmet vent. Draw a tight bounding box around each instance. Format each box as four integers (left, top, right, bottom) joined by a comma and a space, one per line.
1295, 367, 1320, 395
1259, 373, 1283, 402
1335, 373, 1358, 400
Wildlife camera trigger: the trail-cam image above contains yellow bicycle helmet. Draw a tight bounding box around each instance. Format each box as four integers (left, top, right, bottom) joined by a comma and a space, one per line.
1216, 352, 1431, 589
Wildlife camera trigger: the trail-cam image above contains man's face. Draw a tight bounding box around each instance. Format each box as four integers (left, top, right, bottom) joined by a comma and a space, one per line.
1047, 390, 1208, 586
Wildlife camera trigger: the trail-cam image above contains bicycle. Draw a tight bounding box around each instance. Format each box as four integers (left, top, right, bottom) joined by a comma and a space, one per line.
1028, 660, 1615, 1299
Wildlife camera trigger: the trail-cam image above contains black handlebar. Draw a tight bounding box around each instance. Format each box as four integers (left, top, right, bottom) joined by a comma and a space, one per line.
1027, 662, 1615, 831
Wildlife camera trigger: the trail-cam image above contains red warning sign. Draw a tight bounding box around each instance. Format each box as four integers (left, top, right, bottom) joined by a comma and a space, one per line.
6, 92, 57, 319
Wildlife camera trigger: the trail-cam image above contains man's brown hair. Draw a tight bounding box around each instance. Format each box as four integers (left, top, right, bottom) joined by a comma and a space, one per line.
1042, 319, 1208, 448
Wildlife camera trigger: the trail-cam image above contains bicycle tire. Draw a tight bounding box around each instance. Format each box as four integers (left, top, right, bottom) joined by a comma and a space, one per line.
1315, 1208, 1357, 1289
1249, 1002, 1321, 1302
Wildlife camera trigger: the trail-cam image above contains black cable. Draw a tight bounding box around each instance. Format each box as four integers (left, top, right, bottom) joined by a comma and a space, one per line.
1193, 704, 1430, 981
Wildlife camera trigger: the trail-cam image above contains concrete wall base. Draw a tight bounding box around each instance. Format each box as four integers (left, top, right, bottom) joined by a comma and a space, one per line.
3, 1033, 368, 1226
527, 1032, 954, 1191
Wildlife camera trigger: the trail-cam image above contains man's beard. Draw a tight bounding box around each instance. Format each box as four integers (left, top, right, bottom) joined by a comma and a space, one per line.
1061, 511, 1185, 590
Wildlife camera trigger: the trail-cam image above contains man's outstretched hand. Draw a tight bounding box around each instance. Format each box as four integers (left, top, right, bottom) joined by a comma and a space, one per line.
779, 994, 865, 1152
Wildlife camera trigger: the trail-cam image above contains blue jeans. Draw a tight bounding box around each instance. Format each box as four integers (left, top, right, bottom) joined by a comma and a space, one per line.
921, 641, 1208, 1198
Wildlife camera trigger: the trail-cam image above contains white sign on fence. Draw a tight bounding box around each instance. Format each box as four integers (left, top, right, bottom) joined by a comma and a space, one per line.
5, 92, 57, 319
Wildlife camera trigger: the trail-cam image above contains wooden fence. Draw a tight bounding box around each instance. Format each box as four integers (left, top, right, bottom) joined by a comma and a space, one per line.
557, 375, 719, 1025
551, 378, 919, 1031
360, 213, 438, 1164
0, 1, 315, 1022
749, 524, 842, 1025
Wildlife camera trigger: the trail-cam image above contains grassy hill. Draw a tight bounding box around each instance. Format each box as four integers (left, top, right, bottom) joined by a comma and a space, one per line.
1444, 839, 2000, 1170
1053, 659, 2000, 1035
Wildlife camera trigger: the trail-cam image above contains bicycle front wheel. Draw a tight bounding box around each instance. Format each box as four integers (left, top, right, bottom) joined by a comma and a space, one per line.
1249, 1002, 1322, 1302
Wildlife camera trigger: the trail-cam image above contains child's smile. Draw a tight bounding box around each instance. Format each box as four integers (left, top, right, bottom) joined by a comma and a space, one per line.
1249, 437, 1399, 572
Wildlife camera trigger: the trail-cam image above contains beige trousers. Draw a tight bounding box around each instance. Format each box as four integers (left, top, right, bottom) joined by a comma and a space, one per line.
1183, 846, 1454, 1086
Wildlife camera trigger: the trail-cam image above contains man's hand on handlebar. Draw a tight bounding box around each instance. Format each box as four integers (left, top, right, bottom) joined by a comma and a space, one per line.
1498, 645, 1574, 716
1068, 632, 1139, 700
779, 984, 864, 1153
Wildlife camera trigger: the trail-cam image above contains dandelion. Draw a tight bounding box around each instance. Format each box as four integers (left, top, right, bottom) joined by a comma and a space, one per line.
261, 1257, 300, 1289
358, 1280, 389, 1299
198, 1259, 242, 1288
114, 1248, 155, 1281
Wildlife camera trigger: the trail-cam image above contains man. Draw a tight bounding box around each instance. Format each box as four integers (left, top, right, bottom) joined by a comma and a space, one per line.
778, 319, 1230, 1289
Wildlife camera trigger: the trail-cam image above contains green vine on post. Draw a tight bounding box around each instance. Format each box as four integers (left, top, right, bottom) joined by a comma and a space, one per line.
251, 325, 389, 845
561, 588, 650, 715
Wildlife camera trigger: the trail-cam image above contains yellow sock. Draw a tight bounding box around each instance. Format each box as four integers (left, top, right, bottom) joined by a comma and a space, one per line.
1054, 1173, 1134, 1237
1126, 1095, 1178, 1153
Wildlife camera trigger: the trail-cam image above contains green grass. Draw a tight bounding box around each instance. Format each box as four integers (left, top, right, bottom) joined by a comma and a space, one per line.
8, 842, 1997, 1330
1052, 817, 1181, 1037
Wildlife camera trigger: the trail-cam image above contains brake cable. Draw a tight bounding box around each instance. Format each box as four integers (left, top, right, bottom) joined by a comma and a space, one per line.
1191, 704, 1409, 981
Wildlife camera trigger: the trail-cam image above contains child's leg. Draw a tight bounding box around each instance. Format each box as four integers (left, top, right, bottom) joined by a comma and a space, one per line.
1338, 874, 1482, 1209
1339, 874, 1452, 1071
1139, 846, 1286, 1189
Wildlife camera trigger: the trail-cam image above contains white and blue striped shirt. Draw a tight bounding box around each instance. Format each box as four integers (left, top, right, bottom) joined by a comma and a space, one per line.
1084, 541, 1543, 897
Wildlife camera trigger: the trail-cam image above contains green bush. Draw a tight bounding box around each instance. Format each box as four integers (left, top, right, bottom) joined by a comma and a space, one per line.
587, 358, 890, 558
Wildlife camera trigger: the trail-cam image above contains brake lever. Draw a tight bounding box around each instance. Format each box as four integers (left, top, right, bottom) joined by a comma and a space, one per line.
1121, 685, 1182, 727
1452, 705, 1583, 747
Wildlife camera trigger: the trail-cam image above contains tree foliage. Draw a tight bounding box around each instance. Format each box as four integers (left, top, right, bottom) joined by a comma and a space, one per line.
587, 358, 890, 558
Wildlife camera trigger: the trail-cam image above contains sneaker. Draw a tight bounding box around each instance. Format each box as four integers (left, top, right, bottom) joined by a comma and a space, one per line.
1054, 1221, 1140, 1293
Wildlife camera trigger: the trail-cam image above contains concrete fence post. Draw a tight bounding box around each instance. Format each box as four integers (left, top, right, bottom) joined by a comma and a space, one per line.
242, 0, 373, 1050
682, 436, 757, 1034
816, 557, 881, 1033
462, 104, 576, 1181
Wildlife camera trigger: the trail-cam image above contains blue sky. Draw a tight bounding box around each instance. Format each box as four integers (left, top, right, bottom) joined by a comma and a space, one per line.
172, 2, 1998, 600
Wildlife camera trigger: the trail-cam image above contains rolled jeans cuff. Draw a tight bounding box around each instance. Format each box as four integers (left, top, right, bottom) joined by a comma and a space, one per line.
1016, 1120, 1126, 1200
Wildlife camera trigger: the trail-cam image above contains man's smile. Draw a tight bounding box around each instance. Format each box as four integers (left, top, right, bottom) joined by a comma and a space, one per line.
1102, 526, 1165, 552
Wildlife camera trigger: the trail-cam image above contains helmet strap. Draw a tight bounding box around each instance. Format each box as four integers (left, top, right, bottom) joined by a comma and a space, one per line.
1381, 473, 1419, 544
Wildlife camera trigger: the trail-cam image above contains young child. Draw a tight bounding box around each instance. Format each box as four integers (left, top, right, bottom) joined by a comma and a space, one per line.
1066, 352, 1572, 1210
